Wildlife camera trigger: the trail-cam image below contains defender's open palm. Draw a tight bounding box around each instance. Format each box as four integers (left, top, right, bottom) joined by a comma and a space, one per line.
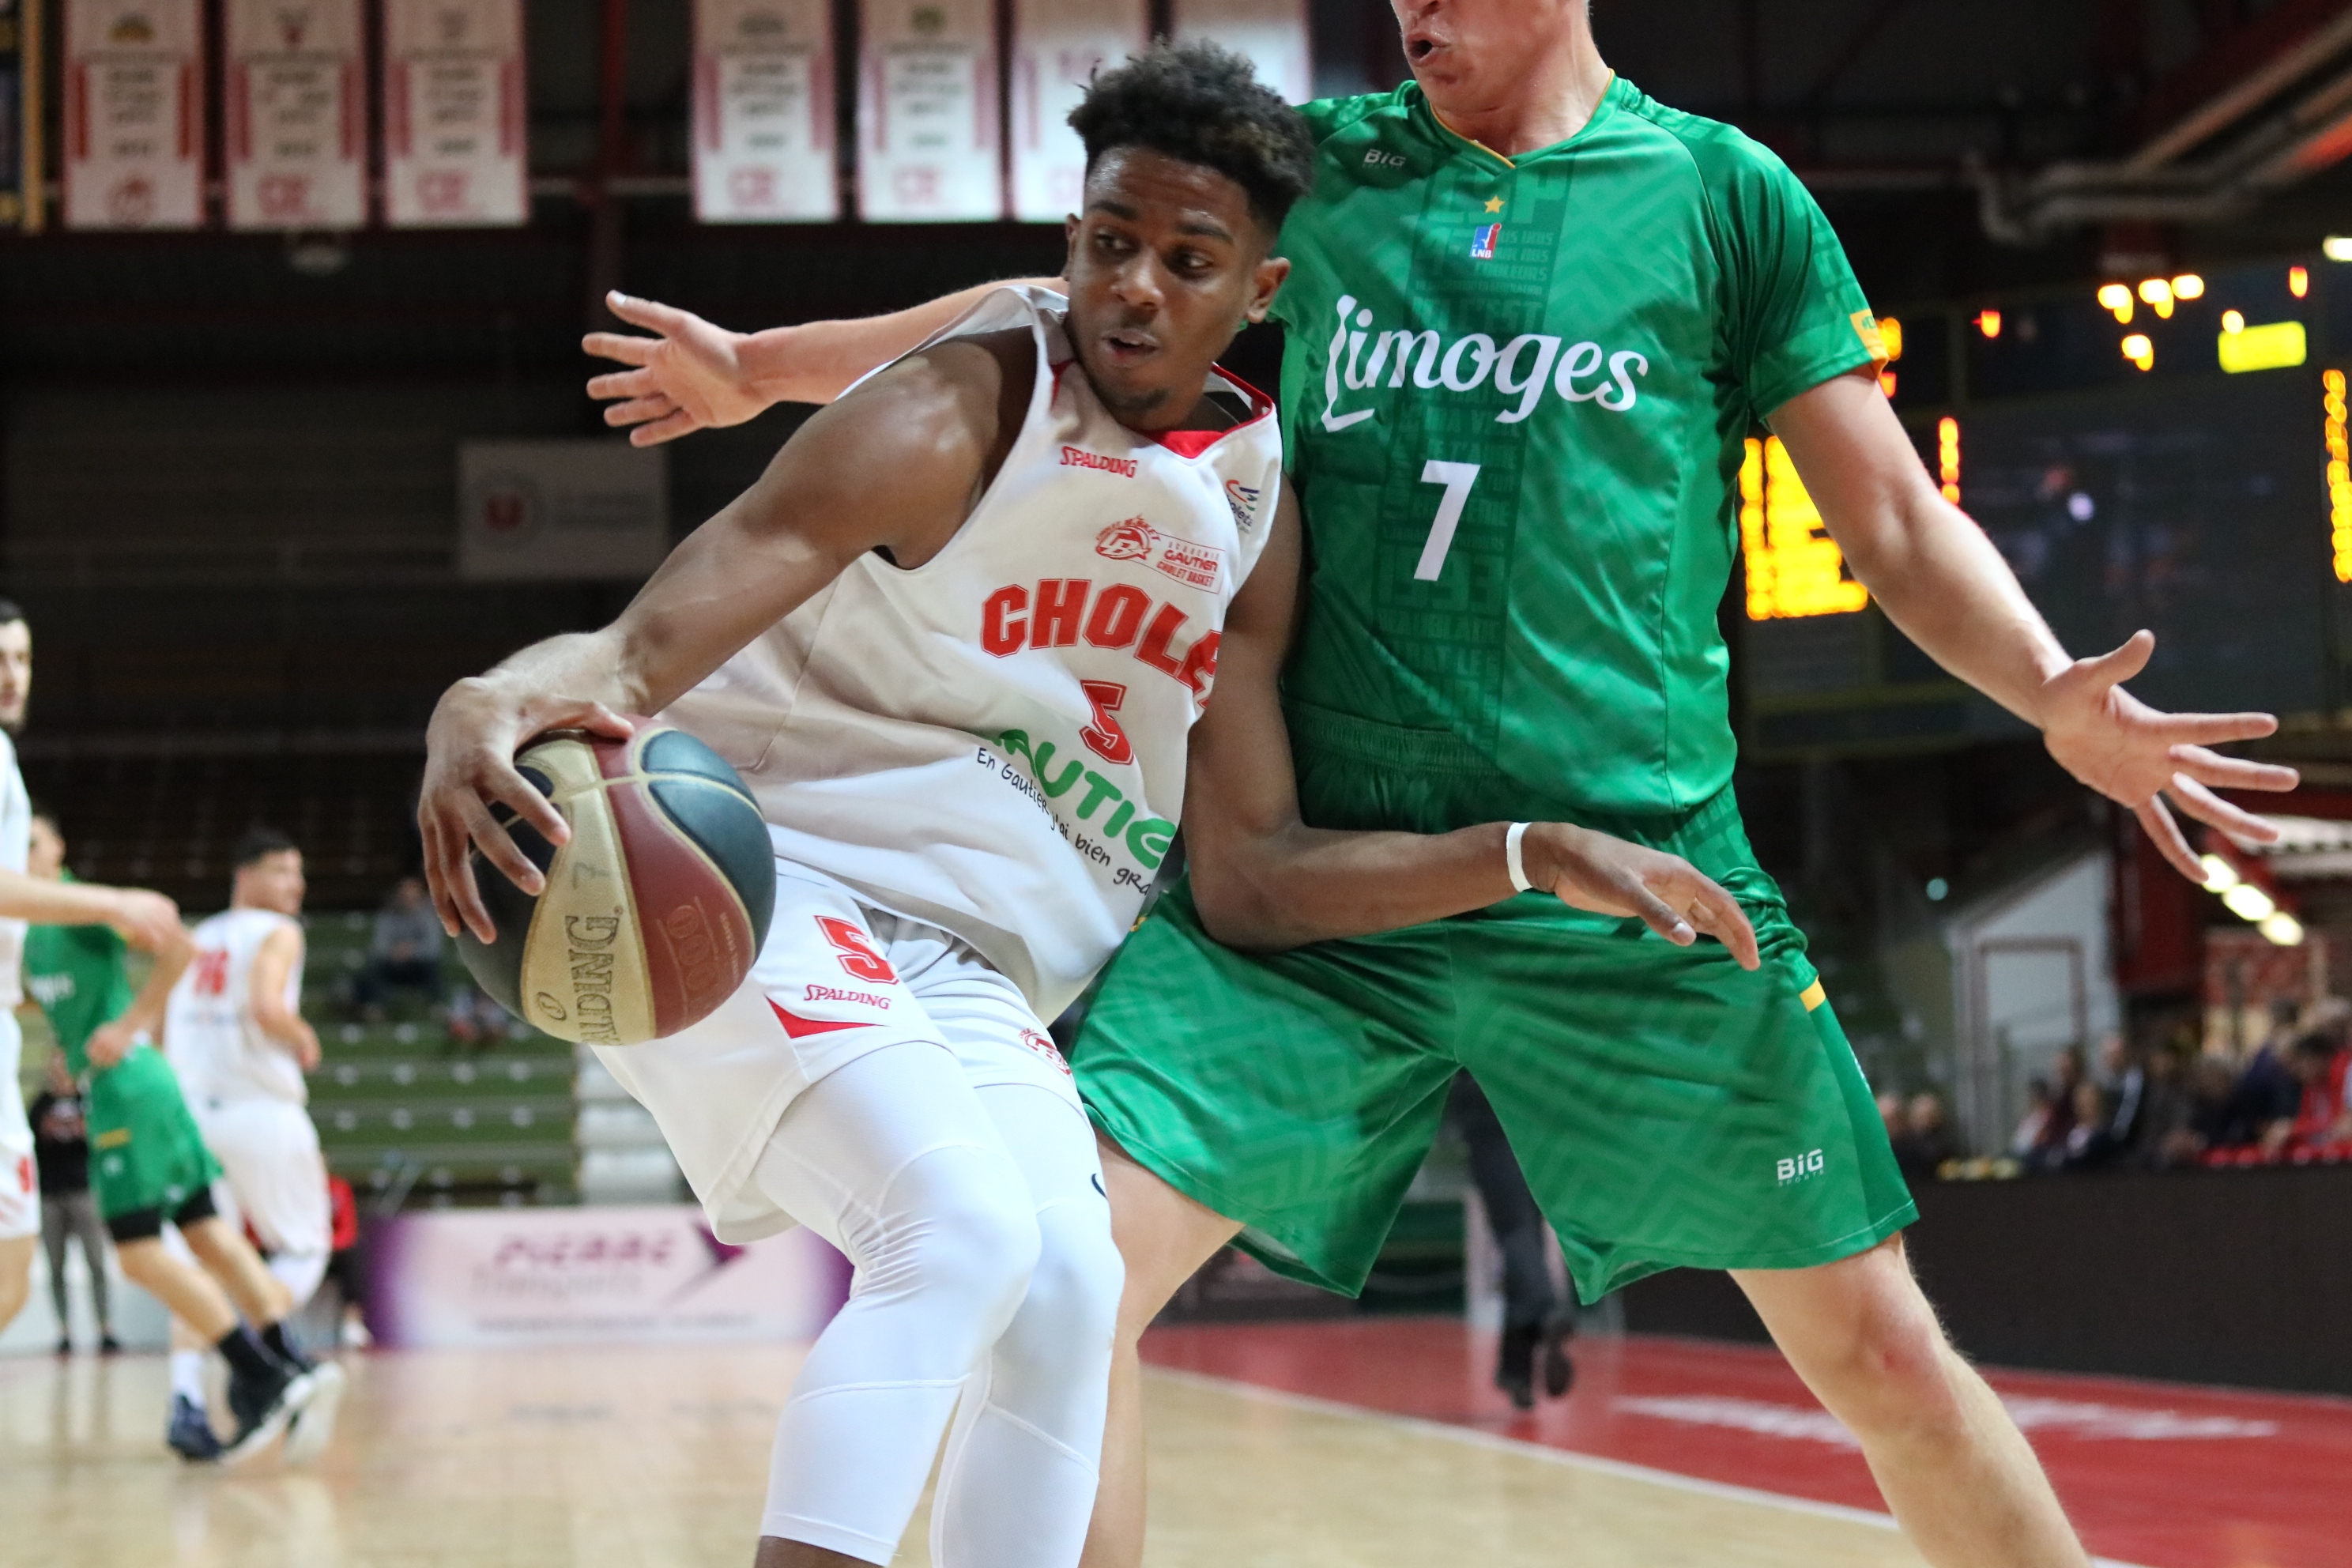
583, 292, 763, 446
1522, 823, 1762, 971
2040, 630, 2298, 882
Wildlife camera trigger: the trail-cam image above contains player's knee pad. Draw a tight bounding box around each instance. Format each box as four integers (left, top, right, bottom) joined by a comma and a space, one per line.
855, 1142, 1041, 1346
994, 1202, 1123, 1381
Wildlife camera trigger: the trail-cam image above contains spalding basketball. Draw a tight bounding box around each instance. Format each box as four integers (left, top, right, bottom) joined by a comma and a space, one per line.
457, 724, 775, 1046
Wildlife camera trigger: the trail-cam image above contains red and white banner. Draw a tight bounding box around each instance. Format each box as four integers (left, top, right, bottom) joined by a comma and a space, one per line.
224, 0, 365, 230
1170, 0, 1312, 105
383, 0, 528, 228
364, 1204, 850, 1349
857, 0, 1001, 222
63, 0, 205, 230
693, 0, 837, 222
1009, 0, 1144, 222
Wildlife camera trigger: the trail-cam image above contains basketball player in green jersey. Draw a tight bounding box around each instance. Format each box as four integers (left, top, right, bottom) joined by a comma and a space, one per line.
22, 809, 326, 1463
582, 9, 2296, 1564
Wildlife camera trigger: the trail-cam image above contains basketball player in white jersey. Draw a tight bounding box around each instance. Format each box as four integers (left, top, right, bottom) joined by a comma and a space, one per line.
164, 826, 346, 1457
0, 601, 187, 1336
418, 49, 1306, 1568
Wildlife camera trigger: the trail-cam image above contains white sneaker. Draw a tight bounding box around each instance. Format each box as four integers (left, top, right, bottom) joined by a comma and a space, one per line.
281, 1361, 348, 1465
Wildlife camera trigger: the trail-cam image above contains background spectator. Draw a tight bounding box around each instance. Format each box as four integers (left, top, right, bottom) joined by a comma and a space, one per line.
32, 1054, 117, 1355
2060, 1078, 2117, 1170
2163, 1056, 2254, 1165
2286, 1029, 2350, 1149
2011, 1078, 2058, 1161
1892, 1092, 1958, 1180
2235, 1030, 2305, 1156
2128, 1045, 2194, 1170
354, 875, 446, 1019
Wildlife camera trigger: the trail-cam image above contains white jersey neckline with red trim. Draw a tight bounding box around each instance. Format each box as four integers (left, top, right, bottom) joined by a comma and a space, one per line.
663, 284, 1282, 1017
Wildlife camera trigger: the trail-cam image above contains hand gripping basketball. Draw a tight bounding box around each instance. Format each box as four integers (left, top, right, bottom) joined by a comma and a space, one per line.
454, 723, 778, 1046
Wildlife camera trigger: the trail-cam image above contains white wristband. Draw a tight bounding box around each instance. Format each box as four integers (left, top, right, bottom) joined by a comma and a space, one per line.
1505, 821, 1534, 893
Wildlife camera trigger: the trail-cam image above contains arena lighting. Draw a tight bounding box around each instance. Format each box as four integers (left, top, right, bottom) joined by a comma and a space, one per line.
2328, 236, 2352, 262
2098, 283, 2135, 323
1877, 317, 1904, 360
2222, 309, 2247, 334
1936, 416, 1961, 503
2328, 370, 2352, 582
1975, 308, 2002, 338
2292, 265, 2312, 298
2261, 911, 2308, 948
1739, 436, 1868, 620
2224, 883, 2277, 922
2122, 333, 2155, 371
2139, 277, 2175, 318
2173, 273, 2206, 300
2200, 854, 2242, 892
2220, 319, 2308, 375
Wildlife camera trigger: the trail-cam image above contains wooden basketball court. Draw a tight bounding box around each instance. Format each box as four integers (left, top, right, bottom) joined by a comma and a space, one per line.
12, 1322, 2343, 1567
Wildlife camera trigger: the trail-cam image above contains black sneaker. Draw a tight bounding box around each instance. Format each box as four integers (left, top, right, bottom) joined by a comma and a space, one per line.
167, 1395, 224, 1463
99, 1335, 123, 1356
220, 1359, 318, 1464
1540, 1311, 1576, 1400
1495, 1321, 1540, 1412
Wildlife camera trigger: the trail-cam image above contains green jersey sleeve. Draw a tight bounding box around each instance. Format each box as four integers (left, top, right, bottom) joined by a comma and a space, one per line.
1691, 129, 1883, 420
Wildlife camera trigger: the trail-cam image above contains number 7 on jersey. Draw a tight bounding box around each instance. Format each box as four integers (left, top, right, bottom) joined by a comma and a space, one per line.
1415, 461, 1481, 582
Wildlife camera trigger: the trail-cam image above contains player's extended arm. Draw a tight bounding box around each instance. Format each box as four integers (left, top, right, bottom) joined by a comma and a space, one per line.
423, 333, 1028, 940
584, 280, 1065, 443
247, 923, 321, 1072
1180, 489, 1760, 964
1774, 371, 2299, 881
85, 924, 194, 1070
0, 869, 179, 952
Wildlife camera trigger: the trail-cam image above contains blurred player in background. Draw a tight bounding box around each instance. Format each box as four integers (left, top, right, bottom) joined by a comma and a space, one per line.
24, 808, 334, 1462
164, 827, 345, 1454
0, 602, 187, 1340
583, 7, 2300, 1567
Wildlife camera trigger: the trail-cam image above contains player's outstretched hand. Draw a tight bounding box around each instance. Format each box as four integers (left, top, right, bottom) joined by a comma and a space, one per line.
582, 292, 763, 446
421, 680, 636, 942
1522, 824, 1762, 971
2038, 630, 2299, 884
105, 889, 182, 953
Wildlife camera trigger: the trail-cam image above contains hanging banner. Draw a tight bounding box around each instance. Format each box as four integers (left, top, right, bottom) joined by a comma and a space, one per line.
1170, 0, 1311, 105
383, 0, 528, 228
857, 0, 1001, 222
0, 0, 43, 232
63, 0, 206, 230
224, 0, 365, 230
693, 0, 837, 222
1009, 0, 1143, 222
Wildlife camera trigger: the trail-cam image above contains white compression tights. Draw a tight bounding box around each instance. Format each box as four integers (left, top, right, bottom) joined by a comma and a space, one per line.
751, 1041, 1122, 1568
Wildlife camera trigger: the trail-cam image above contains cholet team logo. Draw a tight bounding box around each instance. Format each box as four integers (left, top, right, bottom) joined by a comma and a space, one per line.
1095, 518, 1226, 590
1318, 292, 1653, 434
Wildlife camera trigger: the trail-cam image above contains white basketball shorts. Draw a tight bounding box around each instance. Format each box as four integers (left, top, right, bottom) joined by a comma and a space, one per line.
198, 1096, 332, 1267
0, 1012, 35, 1242
594, 860, 1081, 1244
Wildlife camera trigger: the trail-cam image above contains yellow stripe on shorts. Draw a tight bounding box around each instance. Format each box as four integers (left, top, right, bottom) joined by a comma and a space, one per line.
1799, 980, 1828, 1012
94, 1128, 131, 1149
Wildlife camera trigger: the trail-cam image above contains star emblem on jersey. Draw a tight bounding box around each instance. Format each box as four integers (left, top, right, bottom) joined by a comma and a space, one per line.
1483, 197, 1505, 213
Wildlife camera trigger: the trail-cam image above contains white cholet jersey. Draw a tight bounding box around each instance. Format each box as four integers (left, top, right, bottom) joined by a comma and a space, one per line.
664, 285, 1282, 1019
167, 907, 308, 1108
0, 731, 27, 1160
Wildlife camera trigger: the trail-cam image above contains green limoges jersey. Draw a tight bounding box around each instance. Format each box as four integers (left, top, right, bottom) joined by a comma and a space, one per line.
1272, 77, 1883, 824
25, 914, 136, 1076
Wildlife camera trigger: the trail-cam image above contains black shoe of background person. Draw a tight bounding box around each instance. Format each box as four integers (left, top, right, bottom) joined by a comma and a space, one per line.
1496, 1321, 1541, 1412
220, 1357, 317, 1464
53, 1336, 70, 1357
99, 1334, 122, 1356
167, 1394, 225, 1463
1540, 1311, 1575, 1400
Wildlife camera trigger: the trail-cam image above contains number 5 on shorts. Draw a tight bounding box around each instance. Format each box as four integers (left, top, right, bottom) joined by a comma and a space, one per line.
1415, 460, 1481, 581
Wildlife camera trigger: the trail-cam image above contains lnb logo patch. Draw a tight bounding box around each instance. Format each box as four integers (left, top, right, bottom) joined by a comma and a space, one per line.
1776, 1149, 1826, 1185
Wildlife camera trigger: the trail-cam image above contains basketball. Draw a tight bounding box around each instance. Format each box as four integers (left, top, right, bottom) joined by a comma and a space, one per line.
456, 724, 776, 1046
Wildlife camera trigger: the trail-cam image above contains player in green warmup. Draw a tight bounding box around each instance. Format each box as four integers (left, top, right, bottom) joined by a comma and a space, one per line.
582, 9, 2298, 1564
22, 808, 332, 1464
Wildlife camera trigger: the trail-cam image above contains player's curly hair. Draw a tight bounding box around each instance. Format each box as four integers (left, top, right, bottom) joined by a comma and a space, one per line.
1069, 40, 1316, 233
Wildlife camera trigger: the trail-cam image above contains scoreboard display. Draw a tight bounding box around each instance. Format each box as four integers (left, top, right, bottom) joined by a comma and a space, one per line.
1741, 256, 2352, 759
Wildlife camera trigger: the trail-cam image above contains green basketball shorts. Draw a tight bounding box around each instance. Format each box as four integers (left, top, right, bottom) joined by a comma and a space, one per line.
87, 1044, 223, 1225
1072, 789, 1915, 1303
